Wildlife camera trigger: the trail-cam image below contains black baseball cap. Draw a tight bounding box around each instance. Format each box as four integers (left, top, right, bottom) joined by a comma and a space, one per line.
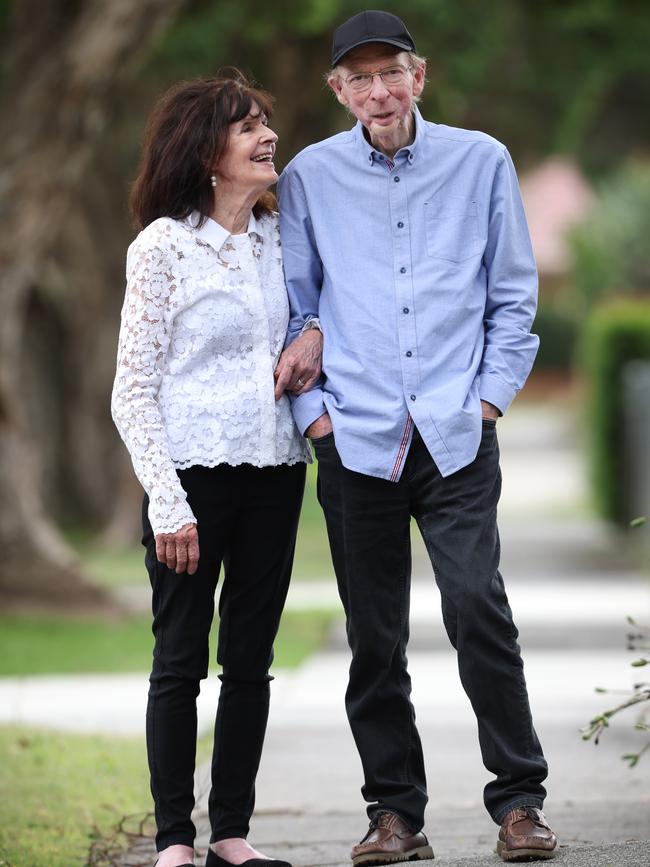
331, 10, 416, 67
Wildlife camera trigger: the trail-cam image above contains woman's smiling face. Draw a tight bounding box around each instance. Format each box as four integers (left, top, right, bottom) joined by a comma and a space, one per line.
213, 103, 278, 195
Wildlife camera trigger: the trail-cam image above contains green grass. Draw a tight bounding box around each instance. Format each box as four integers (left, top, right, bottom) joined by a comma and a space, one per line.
274, 609, 337, 668
292, 462, 335, 579
0, 615, 152, 675
0, 725, 152, 867
0, 609, 337, 676
81, 544, 147, 587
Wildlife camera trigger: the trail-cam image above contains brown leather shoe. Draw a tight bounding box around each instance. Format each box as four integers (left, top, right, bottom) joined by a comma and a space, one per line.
351, 811, 434, 866
497, 807, 557, 861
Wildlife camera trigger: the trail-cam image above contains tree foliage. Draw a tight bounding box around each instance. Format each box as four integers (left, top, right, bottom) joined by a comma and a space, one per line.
569, 163, 650, 306
0, 0, 190, 609
145, 0, 650, 170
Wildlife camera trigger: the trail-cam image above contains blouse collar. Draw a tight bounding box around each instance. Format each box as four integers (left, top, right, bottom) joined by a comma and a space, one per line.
187, 210, 263, 253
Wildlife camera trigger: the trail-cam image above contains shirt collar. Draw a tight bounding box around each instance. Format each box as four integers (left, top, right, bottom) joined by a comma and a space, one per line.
187, 210, 263, 252
355, 105, 423, 167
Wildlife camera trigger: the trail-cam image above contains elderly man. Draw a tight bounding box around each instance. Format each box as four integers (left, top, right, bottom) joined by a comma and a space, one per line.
277, 10, 557, 864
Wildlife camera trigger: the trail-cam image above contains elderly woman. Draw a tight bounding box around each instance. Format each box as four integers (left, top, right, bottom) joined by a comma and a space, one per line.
111, 73, 321, 867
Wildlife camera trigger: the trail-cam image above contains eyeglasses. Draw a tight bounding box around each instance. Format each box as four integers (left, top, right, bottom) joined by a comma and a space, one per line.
344, 64, 413, 93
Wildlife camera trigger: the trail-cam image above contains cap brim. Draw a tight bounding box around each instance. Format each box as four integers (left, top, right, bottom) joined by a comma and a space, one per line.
332, 37, 414, 68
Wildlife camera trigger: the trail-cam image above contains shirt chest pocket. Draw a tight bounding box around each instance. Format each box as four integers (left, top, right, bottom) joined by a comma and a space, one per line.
424, 196, 482, 263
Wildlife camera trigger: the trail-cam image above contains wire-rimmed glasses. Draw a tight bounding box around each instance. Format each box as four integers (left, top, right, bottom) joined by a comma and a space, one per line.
344, 64, 413, 94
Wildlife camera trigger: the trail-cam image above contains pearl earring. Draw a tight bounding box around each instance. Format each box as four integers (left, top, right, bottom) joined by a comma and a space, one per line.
210, 175, 217, 188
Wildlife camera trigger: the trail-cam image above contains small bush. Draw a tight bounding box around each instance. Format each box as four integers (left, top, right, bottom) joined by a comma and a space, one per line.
582, 299, 650, 522
533, 305, 579, 370
569, 162, 650, 308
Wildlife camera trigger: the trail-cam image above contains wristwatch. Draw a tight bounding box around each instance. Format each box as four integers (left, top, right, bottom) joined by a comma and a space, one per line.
300, 317, 322, 334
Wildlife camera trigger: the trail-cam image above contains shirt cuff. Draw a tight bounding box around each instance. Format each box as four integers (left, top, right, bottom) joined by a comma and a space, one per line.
148, 491, 197, 537
477, 373, 518, 416
291, 388, 327, 436
300, 317, 322, 334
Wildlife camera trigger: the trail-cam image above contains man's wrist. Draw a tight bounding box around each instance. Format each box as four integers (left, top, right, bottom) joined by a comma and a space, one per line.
305, 412, 332, 439
480, 399, 500, 420
300, 317, 322, 335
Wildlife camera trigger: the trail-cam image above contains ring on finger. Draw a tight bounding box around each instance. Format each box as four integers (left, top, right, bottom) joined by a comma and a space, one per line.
297, 378, 304, 386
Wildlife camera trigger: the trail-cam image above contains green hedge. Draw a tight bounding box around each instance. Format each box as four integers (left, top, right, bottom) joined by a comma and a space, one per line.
569, 164, 650, 307
533, 305, 579, 370
582, 299, 650, 523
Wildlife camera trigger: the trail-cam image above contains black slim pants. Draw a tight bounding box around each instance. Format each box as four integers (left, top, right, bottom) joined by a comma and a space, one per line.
141, 462, 306, 852
314, 422, 547, 829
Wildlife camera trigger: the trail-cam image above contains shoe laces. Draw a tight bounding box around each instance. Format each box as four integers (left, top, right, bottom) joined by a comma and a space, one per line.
516, 807, 548, 828
371, 812, 397, 830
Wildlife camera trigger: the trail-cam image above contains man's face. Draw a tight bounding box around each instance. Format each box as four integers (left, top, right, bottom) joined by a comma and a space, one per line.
329, 43, 425, 139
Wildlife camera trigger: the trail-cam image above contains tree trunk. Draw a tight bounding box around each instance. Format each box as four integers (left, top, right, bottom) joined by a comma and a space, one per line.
0, 0, 188, 610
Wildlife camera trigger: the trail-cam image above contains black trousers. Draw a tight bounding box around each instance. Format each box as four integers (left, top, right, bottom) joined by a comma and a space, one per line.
313, 422, 548, 829
141, 462, 306, 851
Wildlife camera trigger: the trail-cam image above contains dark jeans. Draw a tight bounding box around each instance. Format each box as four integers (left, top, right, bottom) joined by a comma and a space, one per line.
141, 462, 306, 851
313, 421, 547, 829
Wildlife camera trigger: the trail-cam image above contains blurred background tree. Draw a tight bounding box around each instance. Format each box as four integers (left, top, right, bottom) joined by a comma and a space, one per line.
1, 0, 649, 608
569, 163, 650, 308
0, 0, 190, 608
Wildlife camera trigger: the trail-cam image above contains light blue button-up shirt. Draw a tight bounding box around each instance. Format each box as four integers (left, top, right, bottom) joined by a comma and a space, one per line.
278, 106, 539, 481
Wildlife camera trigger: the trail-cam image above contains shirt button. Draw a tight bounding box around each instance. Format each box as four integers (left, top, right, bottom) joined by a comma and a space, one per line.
403, 307, 409, 314
394, 176, 400, 182
410, 394, 416, 401
399, 266, 406, 274
406, 351, 412, 357
397, 221, 404, 228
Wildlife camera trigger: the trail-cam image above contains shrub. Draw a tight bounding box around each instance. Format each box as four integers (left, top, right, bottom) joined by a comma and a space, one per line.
582, 299, 650, 522
533, 304, 579, 371
569, 162, 650, 308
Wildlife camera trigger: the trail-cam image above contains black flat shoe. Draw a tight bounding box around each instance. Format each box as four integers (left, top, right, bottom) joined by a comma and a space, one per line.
153, 862, 195, 866
153, 863, 195, 867
205, 850, 292, 867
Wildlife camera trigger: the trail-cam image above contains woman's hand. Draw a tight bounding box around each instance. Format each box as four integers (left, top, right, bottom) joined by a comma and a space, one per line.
274, 329, 323, 399
155, 523, 200, 574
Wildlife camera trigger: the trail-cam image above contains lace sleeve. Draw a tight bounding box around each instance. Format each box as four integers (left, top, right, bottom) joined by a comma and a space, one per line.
111, 224, 196, 536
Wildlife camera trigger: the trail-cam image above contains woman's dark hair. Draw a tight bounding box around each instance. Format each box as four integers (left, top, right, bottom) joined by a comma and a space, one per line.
130, 70, 276, 229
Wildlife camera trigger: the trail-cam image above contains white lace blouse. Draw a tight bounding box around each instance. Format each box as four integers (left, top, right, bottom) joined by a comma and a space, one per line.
111, 210, 311, 536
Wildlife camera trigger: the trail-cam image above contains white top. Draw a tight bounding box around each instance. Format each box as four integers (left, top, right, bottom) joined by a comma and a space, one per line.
111, 210, 311, 536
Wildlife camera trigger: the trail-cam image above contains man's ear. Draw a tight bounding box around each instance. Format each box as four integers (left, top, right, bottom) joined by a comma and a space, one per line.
412, 61, 426, 99
328, 74, 348, 107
